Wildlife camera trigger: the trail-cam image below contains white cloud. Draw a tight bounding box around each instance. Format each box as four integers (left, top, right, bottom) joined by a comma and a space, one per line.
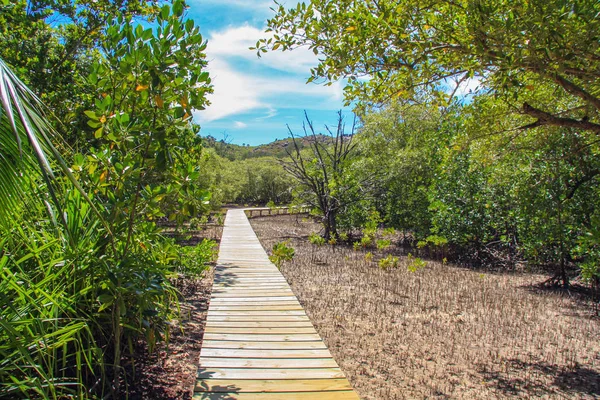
255, 107, 278, 121
207, 24, 319, 74
195, 25, 345, 123
456, 77, 482, 96
446, 74, 483, 98
195, 58, 265, 122
195, 0, 273, 8
234, 121, 248, 128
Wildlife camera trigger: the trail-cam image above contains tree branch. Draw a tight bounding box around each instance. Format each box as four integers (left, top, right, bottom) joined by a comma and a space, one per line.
521, 103, 600, 133
552, 73, 600, 111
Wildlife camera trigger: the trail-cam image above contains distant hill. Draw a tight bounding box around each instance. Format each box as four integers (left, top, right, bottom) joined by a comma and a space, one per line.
201, 134, 334, 160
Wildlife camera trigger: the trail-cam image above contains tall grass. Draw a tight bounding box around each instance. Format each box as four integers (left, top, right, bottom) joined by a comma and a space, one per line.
0, 224, 101, 399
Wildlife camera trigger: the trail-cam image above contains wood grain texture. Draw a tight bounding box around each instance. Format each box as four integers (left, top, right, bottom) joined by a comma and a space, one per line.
200, 343, 329, 352
193, 391, 359, 399
199, 357, 339, 368
195, 378, 354, 393
195, 209, 358, 398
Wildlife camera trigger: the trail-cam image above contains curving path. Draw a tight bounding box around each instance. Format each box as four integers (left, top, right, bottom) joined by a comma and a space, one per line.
194, 209, 359, 399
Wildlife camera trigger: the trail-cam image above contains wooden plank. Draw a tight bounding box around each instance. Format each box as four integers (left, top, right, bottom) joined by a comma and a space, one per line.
213, 279, 288, 283
193, 391, 360, 400
212, 286, 291, 290
211, 293, 295, 299
208, 297, 299, 302
200, 347, 331, 359
215, 272, 282, 275
212, 285, 291, 290
196, 209, 358, 398
206, 321, 313, 328
203, 333, 322, 342
199, 357, 339, 369
205, 327, 317, 334
208, 300, 300, 306
195, 378, 354, 393
202, 340, 331, 350
207, 316, 310, 322
212, 289, 294, 295
208, 309, 304, 314
209, 305, 304, 311
197, 367, 345, 380
209, 294, 297, 301
207, 312, 306, 317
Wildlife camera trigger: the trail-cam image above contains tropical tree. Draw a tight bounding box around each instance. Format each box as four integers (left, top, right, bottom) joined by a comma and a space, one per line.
0, 0, 160, 145
0, 1, 217, 397
256, 0, 600, 134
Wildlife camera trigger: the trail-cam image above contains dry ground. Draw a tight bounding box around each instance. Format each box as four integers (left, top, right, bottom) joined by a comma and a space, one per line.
250, 214, 600, 400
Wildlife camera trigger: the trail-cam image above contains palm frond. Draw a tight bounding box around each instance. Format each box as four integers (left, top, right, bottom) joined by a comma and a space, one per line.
0, 57, 110, 239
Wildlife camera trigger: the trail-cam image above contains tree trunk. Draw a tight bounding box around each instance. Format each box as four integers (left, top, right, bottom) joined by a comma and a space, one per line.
323, 209, 337, 240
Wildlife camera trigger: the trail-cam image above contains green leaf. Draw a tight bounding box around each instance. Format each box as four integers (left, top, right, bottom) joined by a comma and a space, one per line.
84, 110, 98, 120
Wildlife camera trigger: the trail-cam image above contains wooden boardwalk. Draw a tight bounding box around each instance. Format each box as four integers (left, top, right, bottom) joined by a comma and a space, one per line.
194, 209, 359, 399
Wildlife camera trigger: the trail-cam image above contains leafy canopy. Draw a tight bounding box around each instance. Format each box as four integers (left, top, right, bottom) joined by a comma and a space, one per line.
257, 0, 600, 132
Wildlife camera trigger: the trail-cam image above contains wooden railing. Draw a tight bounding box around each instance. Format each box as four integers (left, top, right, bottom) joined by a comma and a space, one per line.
244, 206, 310, 218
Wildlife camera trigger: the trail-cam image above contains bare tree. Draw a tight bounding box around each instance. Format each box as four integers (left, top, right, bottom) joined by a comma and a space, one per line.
282, 111, 357, 239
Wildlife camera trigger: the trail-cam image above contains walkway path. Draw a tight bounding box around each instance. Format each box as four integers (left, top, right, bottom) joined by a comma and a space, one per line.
194, 209, 359, 399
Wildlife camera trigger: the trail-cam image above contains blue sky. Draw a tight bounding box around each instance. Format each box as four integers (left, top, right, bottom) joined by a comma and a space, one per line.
186, 0, 352, 145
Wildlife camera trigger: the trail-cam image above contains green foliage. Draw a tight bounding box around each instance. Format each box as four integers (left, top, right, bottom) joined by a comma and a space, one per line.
574, 215, 600, 285
407, 254, 428, 273
258, 0, 600, 135
0, 0, 216, 396
364, 251, 373, 262
363, 210, 380, 236
0, 228, 101, 399
309, 232, 326, 246
202, 153, 293, 206
382, 227, 396, 237
376, 239, 391, 250
378, 255, 400, 270
176, 239, 217, 278
0, 0, 160, 145
417, 235, 449, 249
359, 235, 372, 248
214, 212, 225, 226
269, 241, 295, 269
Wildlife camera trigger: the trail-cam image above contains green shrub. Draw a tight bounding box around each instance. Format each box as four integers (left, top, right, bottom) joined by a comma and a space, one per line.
417, 235, 449, 249
376, 239, 391, 250
309, 232, 326, 246
383, 227, 396, 237
360, 235, 373, 248
270, 241, 295, 269
176, 239, 217, 278
378, 254, 400, 270
407, 253, 428, 272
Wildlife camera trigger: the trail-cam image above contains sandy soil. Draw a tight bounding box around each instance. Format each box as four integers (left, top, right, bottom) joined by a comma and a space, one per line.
250, 214, 600, 400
